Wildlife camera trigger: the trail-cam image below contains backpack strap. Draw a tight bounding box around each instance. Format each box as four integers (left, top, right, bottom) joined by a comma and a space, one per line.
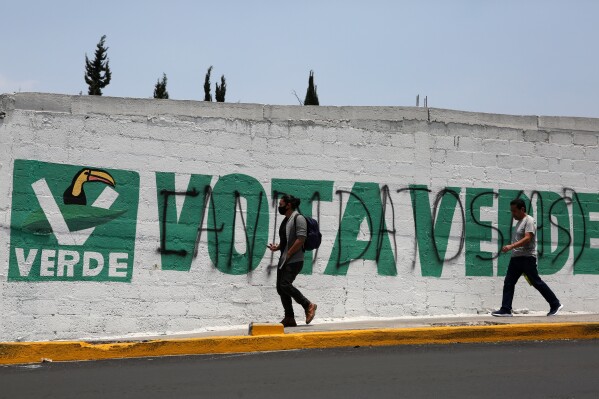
293, 213, 306, 252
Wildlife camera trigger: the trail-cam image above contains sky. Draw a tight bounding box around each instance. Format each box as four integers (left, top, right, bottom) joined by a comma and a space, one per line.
1, 0, 598, 117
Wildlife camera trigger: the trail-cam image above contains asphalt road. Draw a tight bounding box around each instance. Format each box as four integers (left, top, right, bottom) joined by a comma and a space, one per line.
2, 340, 599, 399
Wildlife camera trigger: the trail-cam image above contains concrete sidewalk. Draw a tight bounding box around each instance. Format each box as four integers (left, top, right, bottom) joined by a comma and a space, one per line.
2, 312, 599, 366
95, 311, 599, 341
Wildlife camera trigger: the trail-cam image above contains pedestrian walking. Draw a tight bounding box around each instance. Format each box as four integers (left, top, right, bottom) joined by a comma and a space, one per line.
268, 194, 317, 327
492, 198, 563, 317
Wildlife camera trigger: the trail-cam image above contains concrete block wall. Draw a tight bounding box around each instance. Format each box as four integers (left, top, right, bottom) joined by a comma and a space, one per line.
1, 92, 599, 342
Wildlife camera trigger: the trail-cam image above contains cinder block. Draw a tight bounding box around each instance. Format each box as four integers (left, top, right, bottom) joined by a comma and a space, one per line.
482, 139, 510, 154
573, 132, 598, 146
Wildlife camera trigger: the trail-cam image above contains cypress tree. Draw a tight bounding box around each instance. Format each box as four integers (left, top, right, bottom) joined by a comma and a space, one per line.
304, 70, 319, 105
84, 35, 112, 96
215, 75, 226, 102
153, 73, 169, 99
204, 66, 213, 101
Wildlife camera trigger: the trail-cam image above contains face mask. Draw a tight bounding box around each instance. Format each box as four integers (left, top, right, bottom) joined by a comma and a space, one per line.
278, 205, 287, 215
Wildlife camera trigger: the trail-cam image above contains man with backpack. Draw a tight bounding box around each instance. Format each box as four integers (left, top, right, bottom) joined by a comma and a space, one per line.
267, 194, 318, 327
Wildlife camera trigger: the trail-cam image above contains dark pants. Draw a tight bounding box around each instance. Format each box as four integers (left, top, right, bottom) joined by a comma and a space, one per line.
276, 261, 310, 317
501, 256, 560, 311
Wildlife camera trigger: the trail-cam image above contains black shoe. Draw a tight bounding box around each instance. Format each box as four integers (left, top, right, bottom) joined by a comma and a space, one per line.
280, 317, 297, 327
547, 304, 563, 316
491, 308, 513, 317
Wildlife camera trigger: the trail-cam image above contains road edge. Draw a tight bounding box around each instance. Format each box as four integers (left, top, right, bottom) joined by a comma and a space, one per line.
2, 322, 599, 365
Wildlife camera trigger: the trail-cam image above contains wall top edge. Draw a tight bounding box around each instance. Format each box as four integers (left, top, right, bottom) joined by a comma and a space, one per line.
2, 92, 599, 132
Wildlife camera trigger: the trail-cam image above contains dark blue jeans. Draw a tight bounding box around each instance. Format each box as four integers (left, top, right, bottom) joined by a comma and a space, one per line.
276, 261, 310, 317
501, 256, 560, 311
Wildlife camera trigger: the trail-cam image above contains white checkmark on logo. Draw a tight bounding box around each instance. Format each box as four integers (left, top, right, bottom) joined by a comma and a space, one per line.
31, 178, 119, 246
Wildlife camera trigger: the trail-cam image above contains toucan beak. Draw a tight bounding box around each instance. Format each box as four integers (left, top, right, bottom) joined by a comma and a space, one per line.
88, 170, 115, 186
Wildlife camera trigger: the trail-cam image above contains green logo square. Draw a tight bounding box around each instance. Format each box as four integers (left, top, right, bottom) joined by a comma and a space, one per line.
8, 159, 139, 282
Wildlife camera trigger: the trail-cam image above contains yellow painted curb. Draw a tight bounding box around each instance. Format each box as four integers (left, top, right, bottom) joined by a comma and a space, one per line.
248, 323, 285, 336
2, 322, 599, 366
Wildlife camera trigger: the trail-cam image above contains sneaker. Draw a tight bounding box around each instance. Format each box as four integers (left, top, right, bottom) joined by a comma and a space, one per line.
280, 317, 297, 327
491, 308, 513, 317
547, 304, 563, 316
305, 303, 317, 324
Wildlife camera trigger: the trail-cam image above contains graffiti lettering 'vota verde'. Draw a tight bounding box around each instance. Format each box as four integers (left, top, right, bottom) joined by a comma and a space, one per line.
8, 159, 140, 282
156, 173, 599, 277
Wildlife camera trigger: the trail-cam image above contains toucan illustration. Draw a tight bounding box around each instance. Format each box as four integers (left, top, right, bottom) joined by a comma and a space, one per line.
63, 169, 116, 205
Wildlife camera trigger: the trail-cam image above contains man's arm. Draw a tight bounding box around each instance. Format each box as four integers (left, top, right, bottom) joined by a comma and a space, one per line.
502, 232, 533, 253
286, 215, 307, 259
287, 237, 306, 258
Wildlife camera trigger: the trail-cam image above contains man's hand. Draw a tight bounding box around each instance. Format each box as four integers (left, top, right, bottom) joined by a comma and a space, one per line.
502, 244, 513, 253
502, 233, 532, 253
267, 243, 280, 252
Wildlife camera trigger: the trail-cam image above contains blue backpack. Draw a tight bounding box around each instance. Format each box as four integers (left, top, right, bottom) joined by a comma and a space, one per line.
294, 214, 322, 251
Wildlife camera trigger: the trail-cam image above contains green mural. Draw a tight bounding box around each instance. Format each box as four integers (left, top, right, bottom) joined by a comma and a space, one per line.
536, 191, 571, 275
573, 192, 599, 274
156, 172, 212, 271
7, 158, 599, 281
8, 159, 139, 282
150, 177, 599, 277
325, 182, 396, 276
409, 185, 462, 277
207, 174, 269, 275
465, 188, 495, 276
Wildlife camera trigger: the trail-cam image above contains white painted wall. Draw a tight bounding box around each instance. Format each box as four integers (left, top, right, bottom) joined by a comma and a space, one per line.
1, 93, 599, 342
